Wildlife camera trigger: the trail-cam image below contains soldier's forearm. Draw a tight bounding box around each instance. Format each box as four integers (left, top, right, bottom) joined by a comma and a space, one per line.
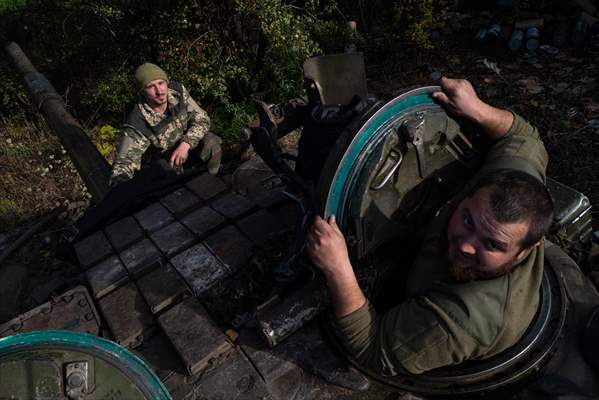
470, 102, 514, 141
323, 266, 367, 318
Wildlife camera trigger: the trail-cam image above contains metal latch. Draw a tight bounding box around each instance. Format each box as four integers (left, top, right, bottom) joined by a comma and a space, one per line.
401, 112, 427, 179
65, 361, 88, 399
370, 147, 404, 190
370, 112, 427, 191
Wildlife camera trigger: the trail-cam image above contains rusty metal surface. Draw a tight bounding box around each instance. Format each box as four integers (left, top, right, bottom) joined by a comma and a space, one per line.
185, 173, 228, 201
238, 329, 299, 385
0, 286, 101, 338
180, 206, 226, 238
74, 230, 113, 268
136, 263, 190, 314
204, 225, 254, 273
271, 201, 303, 233
210, 192, 256, 219
150, 221, 197, 257
189, 350, 270, 399
163, 370, 200, 400
240, 323, 376, 400
247, 186, 287, 209
97, 282, 154, 348
160, 187, 202, 217
256, 279, 328, 348
133, 331, 186, 382
104, 216, 144, 250
170, 243, 230, 297
85, 255, 129, 299
134, 202, 175, 233
119, 238, 162, 276
237, 209, 286, 246
157, 298, 232, 375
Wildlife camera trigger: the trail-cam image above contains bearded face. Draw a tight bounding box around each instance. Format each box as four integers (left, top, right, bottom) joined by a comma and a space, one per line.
445, 187, 535, 283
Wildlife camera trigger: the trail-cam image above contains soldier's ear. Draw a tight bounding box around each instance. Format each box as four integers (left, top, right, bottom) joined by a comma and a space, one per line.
515, 240, 541, 262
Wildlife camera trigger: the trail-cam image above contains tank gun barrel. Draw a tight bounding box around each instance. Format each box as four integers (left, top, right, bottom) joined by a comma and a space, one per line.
5, 42, 111, 202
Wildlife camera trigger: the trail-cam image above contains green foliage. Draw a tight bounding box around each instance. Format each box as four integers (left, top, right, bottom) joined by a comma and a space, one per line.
0, 0, 26, 13
213, 102, 255, 143
0, 199, 18, 222
0, 0, 459, 142
1, 0, 349, 140
0, 62, 29, 119
394, 0, 458, 49
95, 124, 120, 160
82, 67, 134, 118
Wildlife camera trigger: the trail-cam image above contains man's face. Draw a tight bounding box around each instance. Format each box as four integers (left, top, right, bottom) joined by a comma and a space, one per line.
446, 186, 533, 282
142, 79, 168, 108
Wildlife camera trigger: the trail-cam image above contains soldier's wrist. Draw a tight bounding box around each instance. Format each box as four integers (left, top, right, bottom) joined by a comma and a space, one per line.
179, 140, 192, 150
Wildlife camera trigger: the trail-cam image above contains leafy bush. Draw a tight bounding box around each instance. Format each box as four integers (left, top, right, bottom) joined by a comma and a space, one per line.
2, 0, 349, 142
394, 0, 458, 49
1, 0, 460, 143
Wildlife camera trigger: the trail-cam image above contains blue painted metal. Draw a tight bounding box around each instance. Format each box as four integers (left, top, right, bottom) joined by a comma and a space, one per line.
323, 86, 441, 228
0, 330, 171, 399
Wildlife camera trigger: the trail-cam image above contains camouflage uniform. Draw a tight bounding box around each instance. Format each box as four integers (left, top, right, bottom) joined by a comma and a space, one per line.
110, 82, 212, 186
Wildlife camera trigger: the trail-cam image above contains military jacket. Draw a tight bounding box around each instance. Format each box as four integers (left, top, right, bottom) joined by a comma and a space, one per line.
110, 83, 211, 185
333, 113, 548, 375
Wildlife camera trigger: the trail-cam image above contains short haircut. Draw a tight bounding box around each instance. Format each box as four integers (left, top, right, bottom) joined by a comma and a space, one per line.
467, 169, 554, 248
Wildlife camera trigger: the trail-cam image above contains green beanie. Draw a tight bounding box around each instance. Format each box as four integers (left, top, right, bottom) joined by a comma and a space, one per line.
135, 63, 168, 91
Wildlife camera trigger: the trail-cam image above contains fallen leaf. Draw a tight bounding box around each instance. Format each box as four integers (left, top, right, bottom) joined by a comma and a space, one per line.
518, 76, 544, 94
583, 99, 599, 113
479, 58, 502, 76
554, 82, 570, 92
587, 119, 599, 128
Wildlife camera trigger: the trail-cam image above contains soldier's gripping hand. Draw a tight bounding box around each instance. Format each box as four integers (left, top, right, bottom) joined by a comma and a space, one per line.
307, 215, 366, 317
307, 215, 353, 279
432, 77, 513, 140
170, 141, 191, 167
431, 77, 486, 121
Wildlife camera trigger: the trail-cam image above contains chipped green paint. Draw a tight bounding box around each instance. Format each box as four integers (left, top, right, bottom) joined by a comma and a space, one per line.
324, 87, 441, 228
0, 331, 171, 399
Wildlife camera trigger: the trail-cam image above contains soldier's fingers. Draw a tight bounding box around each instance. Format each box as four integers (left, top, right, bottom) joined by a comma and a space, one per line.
313, 216, 331, 233
306, 230, 319, 247
431, 91, 449, 105
328, 215, 340, 230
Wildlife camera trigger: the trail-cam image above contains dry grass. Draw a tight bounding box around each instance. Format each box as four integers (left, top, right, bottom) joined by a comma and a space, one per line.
0, 115, 90, 232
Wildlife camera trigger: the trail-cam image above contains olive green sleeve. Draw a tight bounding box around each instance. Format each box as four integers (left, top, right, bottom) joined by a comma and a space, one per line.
476, 112, 548, 181
181, 85, 211, 149
333, 297, 479, 375
109, 126, 150, 186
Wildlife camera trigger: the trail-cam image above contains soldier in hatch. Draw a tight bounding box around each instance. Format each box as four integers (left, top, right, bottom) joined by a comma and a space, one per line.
110, 63, 222, 186
307, 77, 554, 375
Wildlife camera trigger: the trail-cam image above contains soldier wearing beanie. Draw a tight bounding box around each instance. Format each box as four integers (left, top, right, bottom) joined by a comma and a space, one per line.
110, 62, 222, 186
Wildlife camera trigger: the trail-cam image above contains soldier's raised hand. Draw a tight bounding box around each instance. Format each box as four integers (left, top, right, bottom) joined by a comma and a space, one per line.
431, 77, 485, 121
307, 215, 352, 278
170, 141, 191, 167
432, 77, 513, 140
